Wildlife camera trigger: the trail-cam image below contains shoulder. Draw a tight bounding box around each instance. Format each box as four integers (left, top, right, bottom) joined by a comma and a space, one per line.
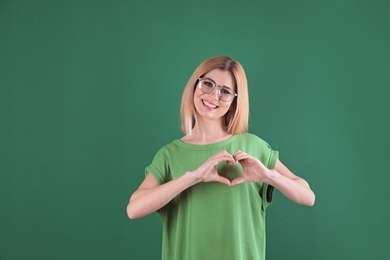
238, 132, 279, 168
152, 139, 181, 159
237, 132, 272, 149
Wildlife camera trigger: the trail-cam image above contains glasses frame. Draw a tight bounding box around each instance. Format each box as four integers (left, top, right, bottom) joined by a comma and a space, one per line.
197, 77, 238, 102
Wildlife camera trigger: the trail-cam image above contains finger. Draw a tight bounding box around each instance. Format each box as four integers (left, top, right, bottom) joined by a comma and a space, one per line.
225, 156, 236, 164
233, 150, 250, 158
227, 160, 235, 165
233, 152, 249, 162
209, 155, 233, 166
220, 150, 236, 160
231, 177, 246, 186
233, 150, 242, 157
215, 175, 232, 186
216, 154, 235, 164
216, 150, 231, 156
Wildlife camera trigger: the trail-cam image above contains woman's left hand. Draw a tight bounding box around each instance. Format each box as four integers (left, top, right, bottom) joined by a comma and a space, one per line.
231, 151, 316, 206
231, 150, 271, 186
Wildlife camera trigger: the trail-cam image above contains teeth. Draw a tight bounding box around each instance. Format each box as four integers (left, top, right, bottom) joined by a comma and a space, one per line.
203, 100, 217, 108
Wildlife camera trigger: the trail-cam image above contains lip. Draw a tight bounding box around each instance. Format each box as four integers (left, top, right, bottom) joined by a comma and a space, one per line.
202, 99, 219, 109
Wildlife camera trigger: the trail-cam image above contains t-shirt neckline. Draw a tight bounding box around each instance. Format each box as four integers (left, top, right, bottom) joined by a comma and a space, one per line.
174, 134, 240, 150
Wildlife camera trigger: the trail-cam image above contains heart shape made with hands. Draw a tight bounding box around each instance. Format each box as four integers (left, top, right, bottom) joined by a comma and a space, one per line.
216, 160, 243, 182
214, 151, 269, 186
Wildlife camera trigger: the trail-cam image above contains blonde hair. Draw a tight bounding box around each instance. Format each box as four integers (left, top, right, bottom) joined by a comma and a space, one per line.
180, 56, 249, 135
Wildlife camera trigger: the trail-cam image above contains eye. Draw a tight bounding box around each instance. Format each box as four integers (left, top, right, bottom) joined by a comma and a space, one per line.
221, 88, 233, 95
203, 80, 214, 88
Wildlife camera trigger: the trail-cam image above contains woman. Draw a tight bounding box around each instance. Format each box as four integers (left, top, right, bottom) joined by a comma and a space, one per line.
127, 56, 315, 260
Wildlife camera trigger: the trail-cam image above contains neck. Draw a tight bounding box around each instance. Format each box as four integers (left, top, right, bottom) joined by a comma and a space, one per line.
181, 118, 232, 145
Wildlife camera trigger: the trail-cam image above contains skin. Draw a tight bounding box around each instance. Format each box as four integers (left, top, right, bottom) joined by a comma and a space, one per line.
127, 69, 315, 220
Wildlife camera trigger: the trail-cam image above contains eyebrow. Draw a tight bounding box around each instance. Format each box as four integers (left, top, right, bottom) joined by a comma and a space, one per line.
204, 77, 233, 90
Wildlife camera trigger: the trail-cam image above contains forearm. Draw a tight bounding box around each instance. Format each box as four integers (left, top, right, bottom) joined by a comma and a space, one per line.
127, 172, 199, 219
266, 169, 315, 206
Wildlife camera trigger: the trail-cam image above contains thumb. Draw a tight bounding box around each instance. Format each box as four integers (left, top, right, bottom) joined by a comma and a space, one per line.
215, 175, 232, 186
231, 177, 246, 186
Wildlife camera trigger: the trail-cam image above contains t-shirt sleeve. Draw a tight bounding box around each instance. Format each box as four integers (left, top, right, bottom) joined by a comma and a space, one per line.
258, 137, 279, 209
145, 164, 164, 185
145, 148, 168, 185
267, 149, 279, 169
254, 134, 278, 169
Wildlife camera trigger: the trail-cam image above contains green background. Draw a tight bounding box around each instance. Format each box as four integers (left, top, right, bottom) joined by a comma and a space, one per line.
1, 0, 389, 259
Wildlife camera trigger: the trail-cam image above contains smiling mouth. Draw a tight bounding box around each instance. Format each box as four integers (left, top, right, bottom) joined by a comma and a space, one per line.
202, 100, 218, 109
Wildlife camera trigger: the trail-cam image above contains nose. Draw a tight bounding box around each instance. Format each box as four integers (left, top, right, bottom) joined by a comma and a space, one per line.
209, 86, 221, 100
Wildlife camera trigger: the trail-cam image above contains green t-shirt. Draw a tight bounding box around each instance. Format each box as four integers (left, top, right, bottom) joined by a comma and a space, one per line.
145, 133, 279, 260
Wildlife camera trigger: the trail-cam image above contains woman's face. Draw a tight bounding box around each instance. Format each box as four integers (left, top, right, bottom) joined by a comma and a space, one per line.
193, 69, 236, 122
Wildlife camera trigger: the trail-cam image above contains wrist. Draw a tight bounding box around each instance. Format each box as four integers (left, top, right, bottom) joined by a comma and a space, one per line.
264, 169, 278, 185
183, 171, 202, 186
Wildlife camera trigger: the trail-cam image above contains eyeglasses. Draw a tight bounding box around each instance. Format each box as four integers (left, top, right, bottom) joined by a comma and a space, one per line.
197, 78, 237, 102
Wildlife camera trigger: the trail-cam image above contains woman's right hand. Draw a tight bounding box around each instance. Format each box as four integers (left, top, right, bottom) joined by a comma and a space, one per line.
127, 150, 235, 219
190, 150, 235, 186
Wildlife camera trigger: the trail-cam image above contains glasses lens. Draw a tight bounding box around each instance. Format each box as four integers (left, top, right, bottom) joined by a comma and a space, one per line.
199, 79, 215, 94
220, 88, 234, 102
